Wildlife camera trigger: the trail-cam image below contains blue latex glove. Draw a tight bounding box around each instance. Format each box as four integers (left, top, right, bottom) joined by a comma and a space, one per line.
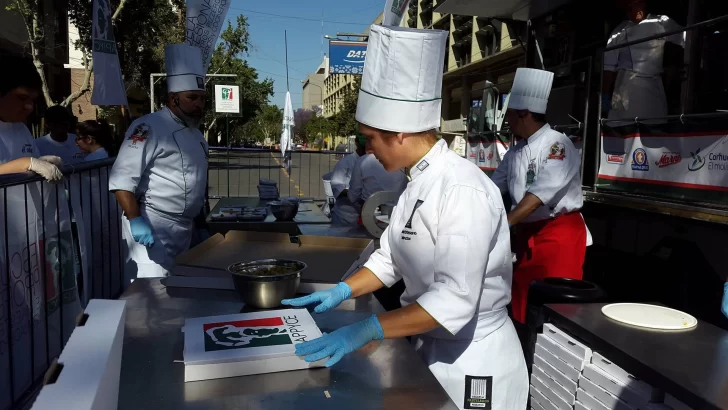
281, 282, 352, 313
129, 217, 155, 247
295, 315, 384, 367
722, 282, 728, 319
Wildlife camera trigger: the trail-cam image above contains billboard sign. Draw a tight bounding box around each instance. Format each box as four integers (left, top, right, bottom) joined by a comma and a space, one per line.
215, 85, 240, 114
328, 41, 368, 75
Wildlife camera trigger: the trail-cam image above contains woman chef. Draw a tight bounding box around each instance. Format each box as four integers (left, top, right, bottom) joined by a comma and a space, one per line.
109, 44, 208, 284
282, 25, 528, 410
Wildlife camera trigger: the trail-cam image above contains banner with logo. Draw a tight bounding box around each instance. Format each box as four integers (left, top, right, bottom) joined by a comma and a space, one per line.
91, 0, 128, 106
597, 122, 728, 203
382, 0, 410, 26
328, 41, 367, 75
214, 85, 240, 114
466, 135, 511, 176
186, 0, 231, 71
0, 182, 81, 408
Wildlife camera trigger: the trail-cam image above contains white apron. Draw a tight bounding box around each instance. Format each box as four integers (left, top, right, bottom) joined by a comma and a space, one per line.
413, 317, 528, 410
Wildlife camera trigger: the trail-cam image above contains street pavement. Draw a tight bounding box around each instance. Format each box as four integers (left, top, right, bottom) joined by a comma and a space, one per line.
208, 149, 344, 200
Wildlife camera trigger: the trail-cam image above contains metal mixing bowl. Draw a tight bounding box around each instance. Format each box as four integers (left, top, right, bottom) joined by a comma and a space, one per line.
269, 200, 299, 221
227, 259, 306, 308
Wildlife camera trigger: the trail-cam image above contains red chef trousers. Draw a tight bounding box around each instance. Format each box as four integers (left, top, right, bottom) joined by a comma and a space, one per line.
511, 212, 587, 324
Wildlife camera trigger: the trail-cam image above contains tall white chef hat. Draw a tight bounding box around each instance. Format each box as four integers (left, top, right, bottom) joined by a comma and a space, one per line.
355, 25, 448, 133
165, 43, 205, 93
508, 68, 554, 114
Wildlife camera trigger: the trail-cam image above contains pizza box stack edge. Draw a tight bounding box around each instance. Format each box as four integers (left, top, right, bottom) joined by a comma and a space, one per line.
531, 324, 592, 410
182, 308, 325, 382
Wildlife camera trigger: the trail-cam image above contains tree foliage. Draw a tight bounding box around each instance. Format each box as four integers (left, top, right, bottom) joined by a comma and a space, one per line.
240, 105, 283, 145
206, 15, 275, 145
293, 108, 314, 142
331, 77, 361, 138
304, 115, 333, 144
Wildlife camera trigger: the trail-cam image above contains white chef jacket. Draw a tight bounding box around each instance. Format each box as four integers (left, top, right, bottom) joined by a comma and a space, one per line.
604, 14, 684, 77
364, 140, 512, 341
0, 120, 37, 163
36, 134, 87, 164
491, 124, 582, 223
109, 107, 208, 221
330, 152, 358, 198
348, 154, 406, 205
84, 148, 109, 161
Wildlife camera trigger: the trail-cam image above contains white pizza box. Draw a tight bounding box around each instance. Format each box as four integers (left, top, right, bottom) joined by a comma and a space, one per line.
536, 343, 581, 381
578, 388, 615, 410
532, 373, 573, 410
538, 333, 588, 371
591, 352, 656, 399
182, 308, 325, 382
574, 401, 588, 410
583, 363, 650, 408
543, 324, 593, 361
532, 398, 548, 410
31, 299, 127, 410
533, 364, 576, 405
664, 394, 693, 410
531, 385, 560, 410
534, 353, 578, 394
579, 375, 637, 410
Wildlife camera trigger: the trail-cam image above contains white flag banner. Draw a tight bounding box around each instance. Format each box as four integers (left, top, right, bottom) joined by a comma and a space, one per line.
382, 0, 410, 27
91, 0, 128, 106
186, 0, 232, 71
280, 91, 294, 158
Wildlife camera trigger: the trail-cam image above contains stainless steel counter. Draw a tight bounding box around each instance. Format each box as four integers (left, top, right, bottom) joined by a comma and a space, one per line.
118, 279, 457, 410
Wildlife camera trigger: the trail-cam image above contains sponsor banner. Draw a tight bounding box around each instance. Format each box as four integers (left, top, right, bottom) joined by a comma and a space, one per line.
91, 0, 128, 106
598, 123, 728, 203
186, 0, 231, 71
328, 41, 367, 75
382, 0, 410, 27
214, 85, 240, 114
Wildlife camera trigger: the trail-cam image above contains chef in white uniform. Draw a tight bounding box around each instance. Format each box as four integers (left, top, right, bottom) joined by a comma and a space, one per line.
602, 0, 684, 122
109, 44, 208, 283
347, 138, 407, 207
491, 68, 588, 325
0, 57, 63, 181
329, 136, 363, 226
282, 25, 528, 410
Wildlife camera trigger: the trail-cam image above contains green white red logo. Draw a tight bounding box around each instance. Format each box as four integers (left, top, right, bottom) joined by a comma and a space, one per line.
221, 87, 234, 100
204, 317, 291, 351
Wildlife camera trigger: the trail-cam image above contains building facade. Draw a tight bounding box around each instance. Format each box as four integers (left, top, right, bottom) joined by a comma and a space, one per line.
302, 56, 328, 113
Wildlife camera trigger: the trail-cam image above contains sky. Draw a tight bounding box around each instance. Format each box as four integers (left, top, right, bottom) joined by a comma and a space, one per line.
227, 0, 383, 110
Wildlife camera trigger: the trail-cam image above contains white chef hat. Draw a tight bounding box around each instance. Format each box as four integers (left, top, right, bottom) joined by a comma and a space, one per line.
355, 25, 448, 133
165, 44, 205, 93
508, 68, 554, 114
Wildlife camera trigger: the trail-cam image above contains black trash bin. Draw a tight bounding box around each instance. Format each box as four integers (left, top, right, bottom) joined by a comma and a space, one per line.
522, 278, 607, 371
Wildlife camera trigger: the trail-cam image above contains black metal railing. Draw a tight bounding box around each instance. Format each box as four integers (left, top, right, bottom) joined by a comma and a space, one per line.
0, 158, 123, 410
208, 147, 347, 200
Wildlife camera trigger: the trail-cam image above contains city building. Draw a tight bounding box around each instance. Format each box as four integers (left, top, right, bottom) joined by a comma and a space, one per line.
302, 56, 328, 113
403, 0, 526, 135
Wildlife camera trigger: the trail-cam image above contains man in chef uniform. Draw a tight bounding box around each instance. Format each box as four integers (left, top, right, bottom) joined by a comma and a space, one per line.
282, 25, 528, 410
0, 56, 63, 181
109, 43, 208, 283
602, 0, 684, 122
329, 135, 364, 226
491, 68, 586, 325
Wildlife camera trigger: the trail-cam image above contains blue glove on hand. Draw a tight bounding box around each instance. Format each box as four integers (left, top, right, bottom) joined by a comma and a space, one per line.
129, 217, 155, 247
722, 283, 728, 319
281, 282, 352, 313
295, 315, 384, 367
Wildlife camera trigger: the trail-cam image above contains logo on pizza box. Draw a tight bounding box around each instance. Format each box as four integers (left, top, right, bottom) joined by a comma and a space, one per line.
203, 315, 311, 352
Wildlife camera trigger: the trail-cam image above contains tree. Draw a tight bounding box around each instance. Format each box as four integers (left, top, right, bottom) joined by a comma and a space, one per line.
243, 105, 283, 145
304, 115, 333, 145
331, 77, 361, 138
205, 15, 275, 145
294, 108, 314, 142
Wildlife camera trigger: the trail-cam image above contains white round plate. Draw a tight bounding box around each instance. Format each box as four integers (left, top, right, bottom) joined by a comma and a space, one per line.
601, 303, 698, 330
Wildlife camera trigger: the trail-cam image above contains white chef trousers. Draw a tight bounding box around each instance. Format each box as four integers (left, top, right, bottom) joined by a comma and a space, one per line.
121, 206, 194, 285
609, 70, 667, 125
413, 316, 529, 410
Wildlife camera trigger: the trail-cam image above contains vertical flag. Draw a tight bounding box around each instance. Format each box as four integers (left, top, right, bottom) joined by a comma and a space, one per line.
280, 91, 295, 158
382, 0, 410, 26
186, 0, 232, 71
91, 0, 128, 106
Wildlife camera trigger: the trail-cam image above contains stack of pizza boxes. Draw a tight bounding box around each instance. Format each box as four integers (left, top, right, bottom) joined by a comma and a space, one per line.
531, 324, 689, 410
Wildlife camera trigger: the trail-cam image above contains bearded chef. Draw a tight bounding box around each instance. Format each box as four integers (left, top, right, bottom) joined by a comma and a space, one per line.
602, 0, 684, 122
109, 44, 208, 284
282, 25, 528, 410
491, 68, 587, 324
